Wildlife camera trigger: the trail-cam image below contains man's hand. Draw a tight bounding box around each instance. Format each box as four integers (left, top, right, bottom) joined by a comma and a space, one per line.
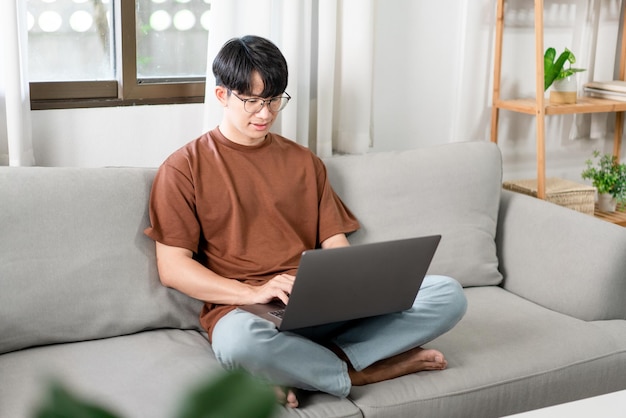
250, 273, 295, 305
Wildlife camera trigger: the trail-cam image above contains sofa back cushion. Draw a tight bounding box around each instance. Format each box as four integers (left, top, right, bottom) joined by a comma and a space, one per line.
324, 141, 503, 287
0, 167, 203, 354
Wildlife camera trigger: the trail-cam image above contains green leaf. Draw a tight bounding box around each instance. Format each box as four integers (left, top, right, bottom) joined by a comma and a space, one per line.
544, 47, 556, 90
34, 381, 121, 418
564, 47, 576, 65
544, 50, 571, 90
176, 370, 278, 418
559, 68, 586, 78
544, 47, 556, 66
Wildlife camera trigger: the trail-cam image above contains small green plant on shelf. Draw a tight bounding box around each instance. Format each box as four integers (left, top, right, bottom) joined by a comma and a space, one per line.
581, 150, 626, 203
544, 47, 586, 91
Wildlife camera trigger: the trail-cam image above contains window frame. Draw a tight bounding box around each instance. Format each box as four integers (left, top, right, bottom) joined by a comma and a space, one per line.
30, 0, 207, 110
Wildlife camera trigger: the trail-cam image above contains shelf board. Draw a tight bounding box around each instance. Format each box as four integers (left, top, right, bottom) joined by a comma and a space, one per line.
495, 96, 626, 116
594, 204, 626, 227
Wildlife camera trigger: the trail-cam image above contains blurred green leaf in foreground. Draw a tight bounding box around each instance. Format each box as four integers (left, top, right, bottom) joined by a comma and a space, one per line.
34, 369, 278, 418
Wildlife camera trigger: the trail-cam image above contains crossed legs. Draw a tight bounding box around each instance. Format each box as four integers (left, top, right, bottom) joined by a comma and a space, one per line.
211, 275, 467, 406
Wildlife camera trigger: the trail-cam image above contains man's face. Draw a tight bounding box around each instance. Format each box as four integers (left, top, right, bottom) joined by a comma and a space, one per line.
217, 71, 277, 146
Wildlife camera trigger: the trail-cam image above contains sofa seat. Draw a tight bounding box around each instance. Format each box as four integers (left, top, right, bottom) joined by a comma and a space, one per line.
348, 287, 626, 417
0, 329, 362, 418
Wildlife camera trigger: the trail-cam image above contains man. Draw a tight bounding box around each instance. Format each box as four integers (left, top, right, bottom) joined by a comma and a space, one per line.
145, 35, 467, 408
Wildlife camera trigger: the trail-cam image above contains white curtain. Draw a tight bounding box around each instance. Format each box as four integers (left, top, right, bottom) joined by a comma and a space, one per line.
202, 0, 374, 157
0, 0, 35, 166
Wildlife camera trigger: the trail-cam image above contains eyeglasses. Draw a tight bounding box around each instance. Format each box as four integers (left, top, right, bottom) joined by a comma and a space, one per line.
229, 90, 291, 113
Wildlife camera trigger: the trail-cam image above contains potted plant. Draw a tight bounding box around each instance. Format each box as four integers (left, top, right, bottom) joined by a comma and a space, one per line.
544, 47, 586, 104
581, 150, 626, 212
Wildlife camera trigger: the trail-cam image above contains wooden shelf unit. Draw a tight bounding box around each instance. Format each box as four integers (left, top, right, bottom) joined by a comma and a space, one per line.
490, 0, 626, 200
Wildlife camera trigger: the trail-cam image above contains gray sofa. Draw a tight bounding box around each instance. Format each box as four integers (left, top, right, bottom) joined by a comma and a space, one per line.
2, 141, 626, 418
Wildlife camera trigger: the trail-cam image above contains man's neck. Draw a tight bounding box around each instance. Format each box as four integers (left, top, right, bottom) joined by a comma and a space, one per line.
218, 126, 267, 147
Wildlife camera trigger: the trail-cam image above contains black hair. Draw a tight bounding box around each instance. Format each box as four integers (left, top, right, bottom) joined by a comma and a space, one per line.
212, 35, 288, 98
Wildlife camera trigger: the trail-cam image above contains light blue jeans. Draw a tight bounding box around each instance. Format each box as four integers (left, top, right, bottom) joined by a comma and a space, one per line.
211, 275, 467, 398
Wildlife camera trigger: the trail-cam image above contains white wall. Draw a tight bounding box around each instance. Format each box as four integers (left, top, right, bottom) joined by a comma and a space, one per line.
32, 103, 205, 167
371, 2, 465, 151
31, 0, 624, 184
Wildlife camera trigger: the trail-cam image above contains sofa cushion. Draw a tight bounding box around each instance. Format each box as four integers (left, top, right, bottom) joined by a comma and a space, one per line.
348, 287, 626, 418
324, 141, 503, 287
0, 167, 203, 355
0, 330, 216, 418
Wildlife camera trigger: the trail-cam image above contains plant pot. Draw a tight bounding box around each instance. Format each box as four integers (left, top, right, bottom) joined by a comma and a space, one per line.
597, 193, 617, 212
549, 76, 577, 104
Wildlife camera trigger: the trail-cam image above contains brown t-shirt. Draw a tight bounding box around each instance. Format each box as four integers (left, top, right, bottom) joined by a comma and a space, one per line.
145, 128, 359, 339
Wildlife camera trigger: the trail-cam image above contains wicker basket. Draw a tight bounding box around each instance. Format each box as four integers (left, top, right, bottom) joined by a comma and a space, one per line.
502, 177, 596, 215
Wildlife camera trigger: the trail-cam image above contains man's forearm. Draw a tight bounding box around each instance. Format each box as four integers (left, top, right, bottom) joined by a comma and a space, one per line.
321, 233, 351, 249
155, 242, 254, 305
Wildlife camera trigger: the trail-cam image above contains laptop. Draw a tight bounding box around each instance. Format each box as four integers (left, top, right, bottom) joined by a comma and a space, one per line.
240, 235, 441, 331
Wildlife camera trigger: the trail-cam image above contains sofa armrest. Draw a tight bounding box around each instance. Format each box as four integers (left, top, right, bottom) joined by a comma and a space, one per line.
496, 190, 626, 321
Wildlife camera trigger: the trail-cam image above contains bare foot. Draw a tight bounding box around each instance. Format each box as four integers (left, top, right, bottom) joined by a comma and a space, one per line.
348, 347, 448, 386
275, 386, 299, 408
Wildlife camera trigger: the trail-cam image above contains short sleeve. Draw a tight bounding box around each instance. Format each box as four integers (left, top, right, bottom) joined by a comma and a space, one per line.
144, 158, 201, 253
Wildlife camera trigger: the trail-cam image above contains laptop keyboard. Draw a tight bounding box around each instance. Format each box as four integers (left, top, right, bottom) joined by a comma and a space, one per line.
269, 309, 285, 319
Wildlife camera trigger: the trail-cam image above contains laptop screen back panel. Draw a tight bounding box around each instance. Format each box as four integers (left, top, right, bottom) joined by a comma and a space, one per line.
278, 235, 441, 330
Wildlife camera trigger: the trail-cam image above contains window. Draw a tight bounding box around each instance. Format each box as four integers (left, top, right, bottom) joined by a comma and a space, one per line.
28, 0, 211, 109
